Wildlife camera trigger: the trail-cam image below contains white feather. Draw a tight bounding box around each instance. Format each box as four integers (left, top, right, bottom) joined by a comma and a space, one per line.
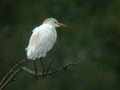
26, 24, 57, 60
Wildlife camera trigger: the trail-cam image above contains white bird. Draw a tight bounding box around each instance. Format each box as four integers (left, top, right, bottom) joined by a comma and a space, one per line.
26, 18, 66, 75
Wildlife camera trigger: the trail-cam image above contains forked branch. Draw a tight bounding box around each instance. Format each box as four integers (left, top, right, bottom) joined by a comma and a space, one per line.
0, 59, 80, 90
22, 61, 80, 76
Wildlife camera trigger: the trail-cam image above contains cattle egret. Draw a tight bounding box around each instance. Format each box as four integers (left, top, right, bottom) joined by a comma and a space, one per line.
26, 18, 66, 76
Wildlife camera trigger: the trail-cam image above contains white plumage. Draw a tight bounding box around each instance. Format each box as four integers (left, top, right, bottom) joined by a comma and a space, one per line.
26, 18, 65, 60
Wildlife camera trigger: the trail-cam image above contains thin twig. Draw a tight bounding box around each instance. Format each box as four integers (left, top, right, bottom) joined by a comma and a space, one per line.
48, 61, 80, 74
0, 69, 23, 90
0, 59, 26, 87
46, 58, 54, 72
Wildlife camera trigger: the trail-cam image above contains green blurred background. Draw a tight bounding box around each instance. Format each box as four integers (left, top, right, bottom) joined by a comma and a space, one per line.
0, 0, 120, 90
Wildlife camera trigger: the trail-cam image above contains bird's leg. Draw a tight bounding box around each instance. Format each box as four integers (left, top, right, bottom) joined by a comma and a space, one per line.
40, 58, 45, 74
33, 60, 38, 79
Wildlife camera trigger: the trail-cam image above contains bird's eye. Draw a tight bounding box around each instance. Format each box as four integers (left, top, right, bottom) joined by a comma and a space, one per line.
54, 21, 57, 23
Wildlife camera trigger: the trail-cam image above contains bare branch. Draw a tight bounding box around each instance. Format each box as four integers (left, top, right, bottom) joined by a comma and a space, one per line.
22, 61, 80, 76
0, 59, 80, 90
0, 59, 26, 87
0, 69, 23, 90
46, 58, 54, 72
48, 61, 80, 74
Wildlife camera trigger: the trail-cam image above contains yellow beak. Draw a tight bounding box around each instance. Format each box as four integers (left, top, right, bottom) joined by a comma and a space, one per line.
57, 23, 66, 27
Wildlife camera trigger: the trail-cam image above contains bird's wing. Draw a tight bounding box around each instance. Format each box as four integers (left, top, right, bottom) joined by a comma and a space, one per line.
26, 29, 41, 59
26, 25, 56, 59
30, 32, 40, 47
28, 30, 41, 50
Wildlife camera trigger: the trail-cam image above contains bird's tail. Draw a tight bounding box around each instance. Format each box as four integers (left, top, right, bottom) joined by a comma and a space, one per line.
26, 46, 36, 60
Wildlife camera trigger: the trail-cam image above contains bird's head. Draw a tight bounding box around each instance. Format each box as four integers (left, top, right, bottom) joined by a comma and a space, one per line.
42, 18, 66, 28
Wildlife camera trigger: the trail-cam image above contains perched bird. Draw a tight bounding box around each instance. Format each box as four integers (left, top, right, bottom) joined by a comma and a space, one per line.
26, 18, 66, 75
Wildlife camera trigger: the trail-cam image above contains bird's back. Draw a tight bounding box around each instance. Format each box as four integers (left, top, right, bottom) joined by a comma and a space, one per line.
26, 24, 57, 60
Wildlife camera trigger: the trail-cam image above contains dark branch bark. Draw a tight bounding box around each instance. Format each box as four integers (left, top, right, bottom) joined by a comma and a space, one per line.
0, 59, 26, 90
46, 58, 54, 72
0, 59, 80, 90
22, 61, 80, 76
0, 59, 26, 86
0, 69, 23, 90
